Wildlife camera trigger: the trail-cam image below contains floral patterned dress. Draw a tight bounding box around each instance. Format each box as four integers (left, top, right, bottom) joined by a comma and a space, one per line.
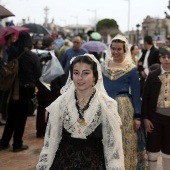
101, 61, 148, 170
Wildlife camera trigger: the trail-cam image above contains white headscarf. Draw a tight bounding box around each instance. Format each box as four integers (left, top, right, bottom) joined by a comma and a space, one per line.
60, 53, 107, 95
105, 34, 133, 64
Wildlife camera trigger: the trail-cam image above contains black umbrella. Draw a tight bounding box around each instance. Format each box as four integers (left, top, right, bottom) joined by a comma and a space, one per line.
22, 23, 50, 36
0, 5, 15, 19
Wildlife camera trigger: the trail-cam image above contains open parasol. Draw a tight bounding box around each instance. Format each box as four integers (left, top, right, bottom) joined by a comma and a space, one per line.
0, 5, 15, 19
82, 41, 107, 53
0, 26, 29, 45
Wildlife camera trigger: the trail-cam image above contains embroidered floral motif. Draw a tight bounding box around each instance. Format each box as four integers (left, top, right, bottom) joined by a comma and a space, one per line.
101, 61, 136, 80
84, 106, 102, 136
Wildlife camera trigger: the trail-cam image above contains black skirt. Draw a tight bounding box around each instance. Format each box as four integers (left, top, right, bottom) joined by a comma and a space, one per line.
50, 136, 106, 170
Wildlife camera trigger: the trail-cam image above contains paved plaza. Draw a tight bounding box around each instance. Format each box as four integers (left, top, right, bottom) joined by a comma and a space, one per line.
0, 116, 43, 170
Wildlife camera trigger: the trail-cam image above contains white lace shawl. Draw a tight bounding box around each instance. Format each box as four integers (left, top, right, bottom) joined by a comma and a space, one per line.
36, 89, 125, 170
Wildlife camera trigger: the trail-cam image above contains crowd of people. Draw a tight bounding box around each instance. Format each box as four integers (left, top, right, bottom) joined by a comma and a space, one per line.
0, 28, 170, 170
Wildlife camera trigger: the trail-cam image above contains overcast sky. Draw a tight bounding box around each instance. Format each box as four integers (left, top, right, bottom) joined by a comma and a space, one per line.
1, 0, 169, 32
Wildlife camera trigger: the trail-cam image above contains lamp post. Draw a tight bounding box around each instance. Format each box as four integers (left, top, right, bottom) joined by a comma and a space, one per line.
123, 0, 130, 40
87, 9, 97, 31
136, 24, 140, 45
71, 16, 78, 35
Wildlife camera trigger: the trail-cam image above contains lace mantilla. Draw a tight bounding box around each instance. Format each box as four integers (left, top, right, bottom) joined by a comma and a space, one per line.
63, 89, 101, 139
36, 54, 125, 170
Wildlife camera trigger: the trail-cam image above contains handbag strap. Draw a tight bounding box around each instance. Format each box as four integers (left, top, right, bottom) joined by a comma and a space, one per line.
17, 47, 29, 60
7, 48, 30, 102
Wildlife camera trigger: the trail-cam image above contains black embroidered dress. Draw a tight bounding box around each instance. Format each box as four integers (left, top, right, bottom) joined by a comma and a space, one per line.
50, 125, 106, 170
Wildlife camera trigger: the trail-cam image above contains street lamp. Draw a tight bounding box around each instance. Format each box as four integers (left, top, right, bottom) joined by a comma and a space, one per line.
71, 16, 78, 35
136, 24, 140, 44
123, 0, 130, 40
87, 9, 97, 31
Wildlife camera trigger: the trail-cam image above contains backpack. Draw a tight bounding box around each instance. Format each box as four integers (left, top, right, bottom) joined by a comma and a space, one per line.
0, 59, 19, 91
0, 50, 27, 92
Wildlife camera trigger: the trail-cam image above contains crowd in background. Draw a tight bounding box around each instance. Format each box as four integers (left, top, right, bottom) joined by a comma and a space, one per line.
0, 26, 170, 169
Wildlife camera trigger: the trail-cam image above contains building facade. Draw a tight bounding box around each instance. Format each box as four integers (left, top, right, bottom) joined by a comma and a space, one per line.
128, 15, 170, 45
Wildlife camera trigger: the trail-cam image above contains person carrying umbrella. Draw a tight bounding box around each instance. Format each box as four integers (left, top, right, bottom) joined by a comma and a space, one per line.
0, 32, 41, 152
0, 26, 30, 125
2, 33, 17, 63
84, 31, 106, 62
0, 33, 17, 125
82, 40, 107, 63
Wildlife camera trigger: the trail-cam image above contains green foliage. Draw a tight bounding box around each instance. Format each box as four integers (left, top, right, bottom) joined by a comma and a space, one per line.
96, 18, 119, 31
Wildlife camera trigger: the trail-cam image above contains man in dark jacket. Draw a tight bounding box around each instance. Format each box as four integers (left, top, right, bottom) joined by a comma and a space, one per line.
138, 35, 160, 95
0, 32, 41, 152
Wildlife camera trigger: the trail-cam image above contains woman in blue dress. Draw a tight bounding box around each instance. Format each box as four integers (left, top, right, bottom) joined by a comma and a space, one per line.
101, 34, 148, 170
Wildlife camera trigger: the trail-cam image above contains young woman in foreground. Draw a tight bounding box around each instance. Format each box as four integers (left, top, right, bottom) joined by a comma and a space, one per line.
36, 54, 124, 170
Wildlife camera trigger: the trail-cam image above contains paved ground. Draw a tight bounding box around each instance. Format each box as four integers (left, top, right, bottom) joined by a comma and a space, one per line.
0, 116, 44, 170
0, 116, 163, 170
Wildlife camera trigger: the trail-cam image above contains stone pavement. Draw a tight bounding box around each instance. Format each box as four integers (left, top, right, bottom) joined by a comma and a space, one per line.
0, 116, 163, 170
0, 116, 44, 170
